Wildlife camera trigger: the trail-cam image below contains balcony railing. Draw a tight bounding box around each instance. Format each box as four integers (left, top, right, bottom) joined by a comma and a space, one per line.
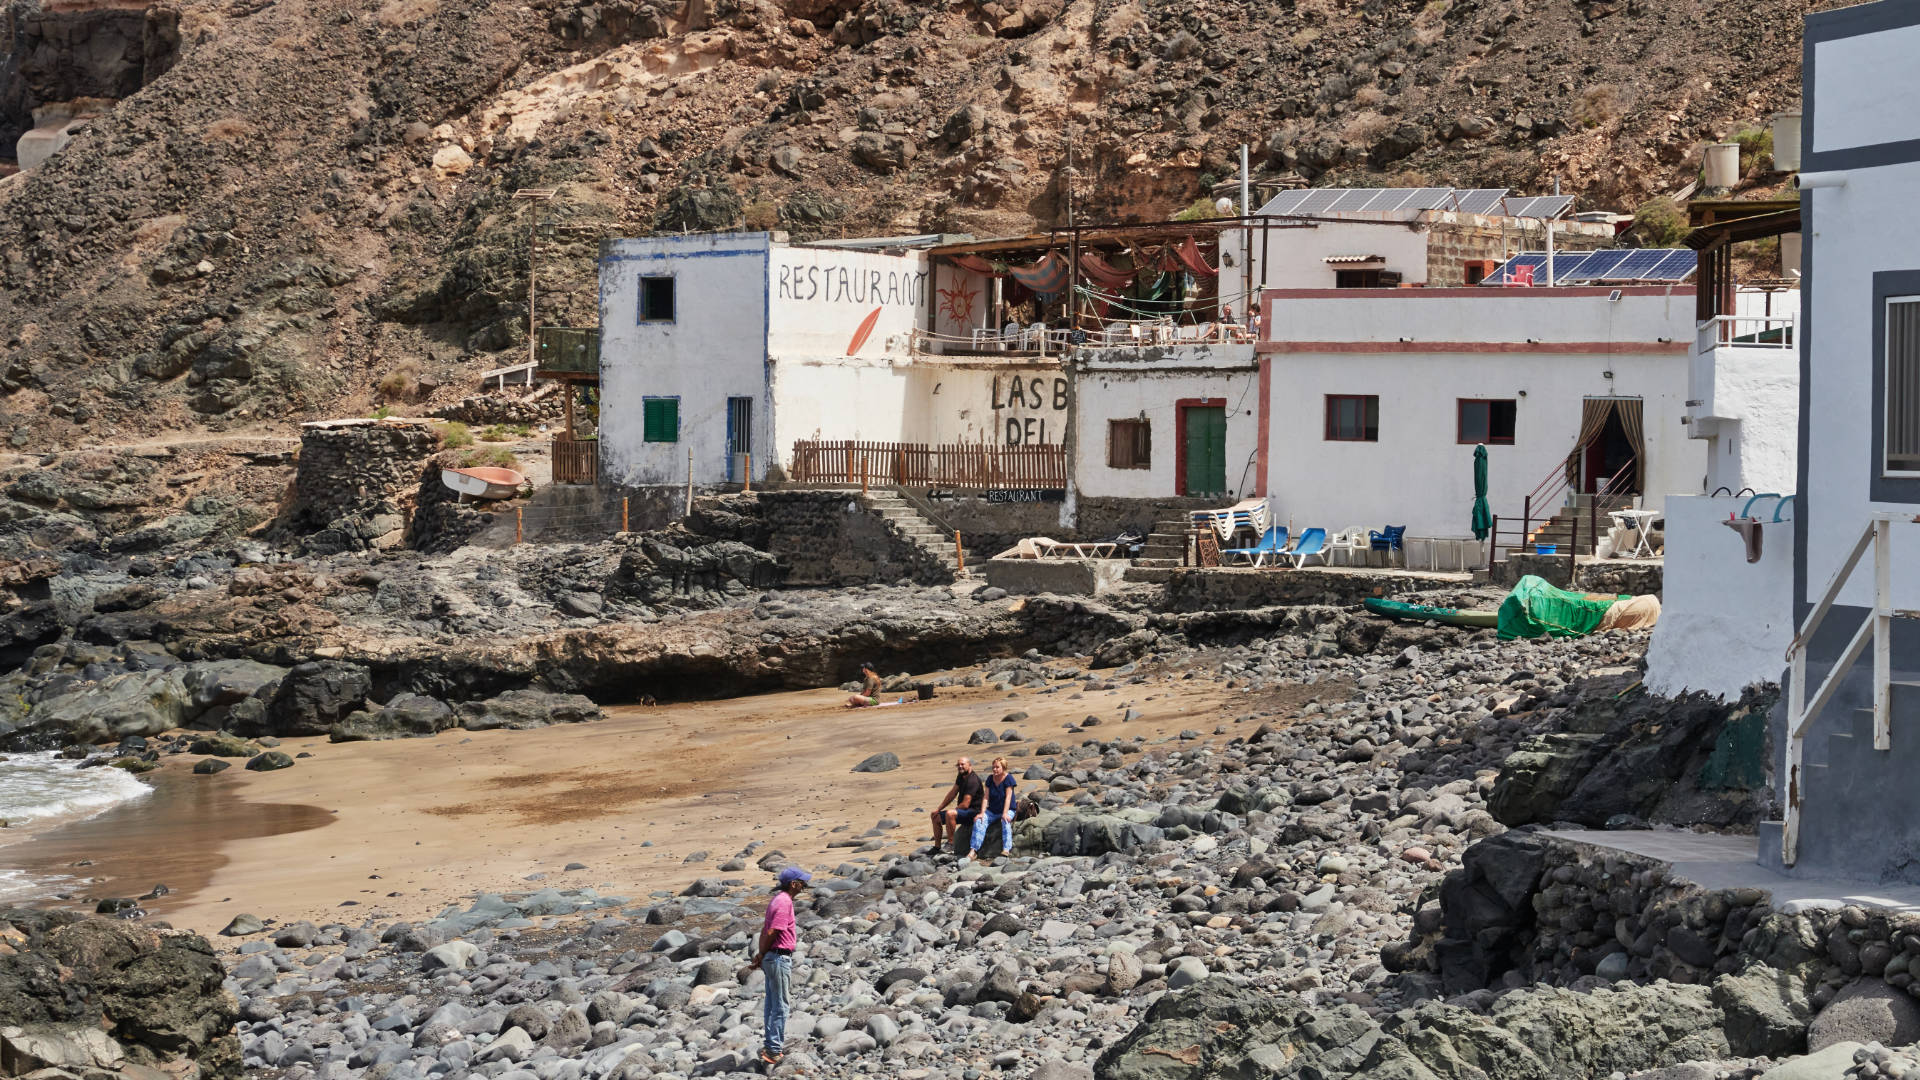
912, 320, 1255, 357
537, 326, 600, 376
790, 439, 1067, 490
1695, 313, 1796, 354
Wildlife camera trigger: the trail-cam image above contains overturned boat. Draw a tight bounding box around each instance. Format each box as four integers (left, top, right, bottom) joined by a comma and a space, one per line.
440, 466, 526, 501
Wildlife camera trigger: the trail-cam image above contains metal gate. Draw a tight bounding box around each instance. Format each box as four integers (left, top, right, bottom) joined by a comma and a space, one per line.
726, 397, 753, 483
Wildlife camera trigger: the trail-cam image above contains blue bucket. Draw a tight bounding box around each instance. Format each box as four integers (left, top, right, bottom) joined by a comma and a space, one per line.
1535, 544, 1558, 554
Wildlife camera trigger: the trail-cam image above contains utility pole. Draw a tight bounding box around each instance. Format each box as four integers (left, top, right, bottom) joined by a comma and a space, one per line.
514, 189, 558, 372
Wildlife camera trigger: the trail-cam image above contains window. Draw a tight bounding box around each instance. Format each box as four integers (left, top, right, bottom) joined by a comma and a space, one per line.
1889, 298, 1920, 474
1108, 418, 1151, 469
1464, 260, 1496, 285
1335, 268, 1382, 289
1325, 395, 1379, 442
1458, 398, 1517, 445
642, 397, 679, 443
639, 276, 675, 322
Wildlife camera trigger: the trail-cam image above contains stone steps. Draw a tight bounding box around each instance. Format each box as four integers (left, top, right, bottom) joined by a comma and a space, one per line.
859, 492, 976, 574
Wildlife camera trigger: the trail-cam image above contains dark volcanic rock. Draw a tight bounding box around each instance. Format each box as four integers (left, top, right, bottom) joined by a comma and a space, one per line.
456, 689, 602, 731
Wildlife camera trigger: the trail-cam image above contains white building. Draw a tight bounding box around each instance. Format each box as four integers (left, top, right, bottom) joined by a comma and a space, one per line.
1748, 0, 1920, 883
1253, 286, 1704, 541
1686, 286, 1801, 495
1069, 343, 1260, 503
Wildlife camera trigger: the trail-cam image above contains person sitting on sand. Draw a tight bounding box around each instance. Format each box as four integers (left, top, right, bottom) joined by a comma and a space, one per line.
968, 756, 1018, 861
847, 662, 883, 707
930, 755, 983, 850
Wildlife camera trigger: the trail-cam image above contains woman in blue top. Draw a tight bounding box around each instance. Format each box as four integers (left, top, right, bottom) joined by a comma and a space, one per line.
968, 756, 1018, 861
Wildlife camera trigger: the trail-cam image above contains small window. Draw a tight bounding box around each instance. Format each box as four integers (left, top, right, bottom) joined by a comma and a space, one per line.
642, 397, 680, 443
1335, 269, 1382, 289
1458, 398, 1517, 445
1464, 261, 1493, 285
1889, 298, 1920, 473
639, 276, 676, 322
1325, 395, 1379, 442
1108, 419, 1151, 469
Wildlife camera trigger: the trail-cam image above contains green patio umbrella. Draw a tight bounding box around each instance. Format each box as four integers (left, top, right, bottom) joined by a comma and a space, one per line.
1471, 443, 1493, 541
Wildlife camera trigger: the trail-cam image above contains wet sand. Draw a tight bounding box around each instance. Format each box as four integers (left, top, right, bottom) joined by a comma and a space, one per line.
3, 669, 1307, 938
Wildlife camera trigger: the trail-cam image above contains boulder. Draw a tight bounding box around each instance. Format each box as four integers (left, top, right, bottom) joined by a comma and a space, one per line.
1712, 964, 1812, 1057
244, 751, 295, 772
330, 693, 456, 742
187, 734, 259, 758
1806, 977, 1920, 1052
180, 659, 286, 715
457, 689, 602, 731
1034, 811, 1164, 857
249, 661, 371, 737
1755, 1041, 1868, 1080
849, 132, 914, 174
851, 752, 899, 773
0, 909, 240, 1078
25, 669, 194, 743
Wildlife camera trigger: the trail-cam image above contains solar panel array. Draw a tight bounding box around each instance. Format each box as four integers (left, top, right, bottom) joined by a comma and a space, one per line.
1480, 248, 1698, 285
1260, 186, 1522, 217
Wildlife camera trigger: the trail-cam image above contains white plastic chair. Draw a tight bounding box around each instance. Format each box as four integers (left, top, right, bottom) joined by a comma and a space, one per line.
971, 326, 993, 350
1000, 322, 1020, 351
1027, 322, 1046, 352
1340, 526, 1368, 566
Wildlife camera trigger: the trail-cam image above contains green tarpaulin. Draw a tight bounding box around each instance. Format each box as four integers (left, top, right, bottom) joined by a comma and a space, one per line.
1496, 575, 1627, 639
1471, 443, 1492, 541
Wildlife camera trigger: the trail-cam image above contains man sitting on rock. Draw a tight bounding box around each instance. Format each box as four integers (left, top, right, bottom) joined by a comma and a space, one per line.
846, 662, 883, 707
930, 756, 983, 852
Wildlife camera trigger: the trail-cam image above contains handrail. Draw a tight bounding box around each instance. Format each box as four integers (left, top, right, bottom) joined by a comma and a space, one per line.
1782, 514, 1915, 867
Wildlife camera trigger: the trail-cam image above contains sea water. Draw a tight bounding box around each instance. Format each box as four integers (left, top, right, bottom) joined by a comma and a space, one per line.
0, 751, 152, 902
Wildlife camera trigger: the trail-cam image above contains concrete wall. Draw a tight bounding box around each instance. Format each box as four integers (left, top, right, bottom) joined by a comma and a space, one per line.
1262, 285, 1695, 346
1645, 495, 1795, 700
766, 244, 928, 362
599, 233, 770, 487
1689, 289, 1800, 495
1072, 345, 1259, 500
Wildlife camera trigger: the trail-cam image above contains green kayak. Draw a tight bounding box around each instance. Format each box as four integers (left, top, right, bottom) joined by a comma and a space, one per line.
1363, 597, 1500, 628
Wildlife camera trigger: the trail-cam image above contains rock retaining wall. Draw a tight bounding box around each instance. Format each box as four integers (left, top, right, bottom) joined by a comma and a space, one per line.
292, 420, 439, 530
708, 491, 954, 586
1164, 567, 1469, 611
1400, 831, 1920, 1026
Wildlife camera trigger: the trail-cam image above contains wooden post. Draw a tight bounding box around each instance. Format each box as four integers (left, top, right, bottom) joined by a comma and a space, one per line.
515, 507, 524, 545
1488, 515, 1499, 573
562, 383, 575, 439
861, 459, 868, 495
1589, 495, 1599, 558
1522, 495, 1532, 547
621, 497, 629, 533
744, 452, 752, 493
685, 446, 693, 517
955, 530, 964, 576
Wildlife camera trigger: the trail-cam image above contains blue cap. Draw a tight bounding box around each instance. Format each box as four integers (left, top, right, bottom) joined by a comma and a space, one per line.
777, 867, 812, 886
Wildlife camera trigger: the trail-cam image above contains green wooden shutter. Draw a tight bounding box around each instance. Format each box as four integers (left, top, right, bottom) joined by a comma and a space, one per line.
643, 398, 679, 442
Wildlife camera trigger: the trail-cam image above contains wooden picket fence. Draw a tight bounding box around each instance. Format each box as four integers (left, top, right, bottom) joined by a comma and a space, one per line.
790, 440, 1067, 490
551, 436, 599, 484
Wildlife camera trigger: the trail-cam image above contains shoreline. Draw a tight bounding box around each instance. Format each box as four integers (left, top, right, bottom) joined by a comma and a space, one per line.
4, 665, 1283, 937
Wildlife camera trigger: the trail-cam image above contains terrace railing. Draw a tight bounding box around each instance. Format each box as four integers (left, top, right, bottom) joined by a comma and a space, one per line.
790, 440, 1067, 491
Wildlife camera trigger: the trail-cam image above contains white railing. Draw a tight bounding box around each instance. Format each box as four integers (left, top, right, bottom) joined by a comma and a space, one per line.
1783, 513, 1920, 866
1696, 313, 1797, 354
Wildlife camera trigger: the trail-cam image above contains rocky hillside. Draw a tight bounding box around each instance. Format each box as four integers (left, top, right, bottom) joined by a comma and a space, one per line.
0, 0, 1818, 449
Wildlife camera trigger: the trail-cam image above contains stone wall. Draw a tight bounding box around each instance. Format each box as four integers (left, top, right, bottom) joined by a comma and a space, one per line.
691, 491, 954, 586
1397, 831, 1920, 1039
1164, 567, 1468, 611
1490, 554, 1664, 595
291, 420, 439, 530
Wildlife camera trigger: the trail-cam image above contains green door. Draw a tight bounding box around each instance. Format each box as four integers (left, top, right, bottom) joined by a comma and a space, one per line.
1182, 405, 1227, 496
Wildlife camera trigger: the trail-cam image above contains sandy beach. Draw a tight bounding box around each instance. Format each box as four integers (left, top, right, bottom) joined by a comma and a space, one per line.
2, 663, 1295, 937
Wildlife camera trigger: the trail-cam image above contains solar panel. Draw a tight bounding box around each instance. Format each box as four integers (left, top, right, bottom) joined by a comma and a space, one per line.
1407, 187, 1456, 211
1326, 189, 1379, 212
1503, 195, 1576, 220
1563, 249, 1632, 281
1547, 252, 1601, 284
1646, 249, 1699, 281
1455, 188, 1510, 214
1356, 188, 1409, 211
1258, 190, 1309, 215
1294, 189, 1345, 215
1607, 249, 1675, 279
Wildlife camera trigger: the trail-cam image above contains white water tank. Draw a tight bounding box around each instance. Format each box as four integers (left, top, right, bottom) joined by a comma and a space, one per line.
1773, 110, 1802, 172
1781, 232, 1803, 278
1703, 142, 1741, 189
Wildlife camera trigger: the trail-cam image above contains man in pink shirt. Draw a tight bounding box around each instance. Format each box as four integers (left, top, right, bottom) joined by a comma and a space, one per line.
740, 866, 809, 1066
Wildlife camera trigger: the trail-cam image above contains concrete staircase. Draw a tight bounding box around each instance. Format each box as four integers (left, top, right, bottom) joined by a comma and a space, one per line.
1123, 518, 1191, 583
1759, 679, 1920, 879
861, 491, 976, 576
1522, 493, 1635, 555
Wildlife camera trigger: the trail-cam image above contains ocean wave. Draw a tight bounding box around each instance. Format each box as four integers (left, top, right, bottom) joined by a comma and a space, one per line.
0, 750, 153, 827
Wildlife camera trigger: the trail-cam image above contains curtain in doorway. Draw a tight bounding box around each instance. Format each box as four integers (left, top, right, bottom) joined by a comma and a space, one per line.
1562, 397, 1647, 493
1614, 397, 1646, 493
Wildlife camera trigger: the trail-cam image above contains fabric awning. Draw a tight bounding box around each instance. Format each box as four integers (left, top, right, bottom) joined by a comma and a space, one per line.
1009, 252, 1070, 294
949, 254, 1002, 276
1077, 251, 1136, 292
1174, 237, 1218, 278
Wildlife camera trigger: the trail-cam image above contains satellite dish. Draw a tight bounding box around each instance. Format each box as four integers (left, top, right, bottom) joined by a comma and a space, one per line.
1214, 197, 1235, 215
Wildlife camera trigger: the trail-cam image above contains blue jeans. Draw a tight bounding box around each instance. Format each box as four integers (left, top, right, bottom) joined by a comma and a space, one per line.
970, 810, 1013, 855
761, 953, 791, 1054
